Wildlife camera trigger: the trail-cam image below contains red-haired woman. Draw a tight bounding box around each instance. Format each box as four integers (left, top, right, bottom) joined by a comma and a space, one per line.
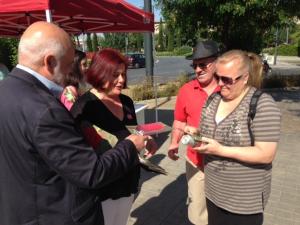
71, 48, 157, 225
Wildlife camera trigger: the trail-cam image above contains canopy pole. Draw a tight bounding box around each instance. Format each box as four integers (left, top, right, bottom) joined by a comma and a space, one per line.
45, 9, 52, 22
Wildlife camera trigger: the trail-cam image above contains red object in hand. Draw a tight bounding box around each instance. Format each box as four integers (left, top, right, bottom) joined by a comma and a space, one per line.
136, 122, 165, 134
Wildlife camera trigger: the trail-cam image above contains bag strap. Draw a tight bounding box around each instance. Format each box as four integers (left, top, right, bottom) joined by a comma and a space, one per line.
248, 89, 263, 146
204, 92, 219, 108
204, 90, 263, 146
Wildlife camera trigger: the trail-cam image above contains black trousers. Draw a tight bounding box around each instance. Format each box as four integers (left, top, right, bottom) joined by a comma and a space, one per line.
206, 199, 263, 225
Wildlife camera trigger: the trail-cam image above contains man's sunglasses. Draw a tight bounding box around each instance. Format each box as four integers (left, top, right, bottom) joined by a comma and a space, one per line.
214, 73, 244, 85
190, 62, 210, 70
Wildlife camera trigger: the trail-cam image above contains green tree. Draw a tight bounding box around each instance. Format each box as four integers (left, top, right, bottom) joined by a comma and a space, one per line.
167, 24, 174, 51
128, 33, 143, 52
176, 29, 182, 48
157, 18, 164, 51
86, 33, 93, 52
0, 38, 18, 69
92, 33, 99, 52
155, 0, 300, 52
99, 33, 126, 51
136, 34, 143, 52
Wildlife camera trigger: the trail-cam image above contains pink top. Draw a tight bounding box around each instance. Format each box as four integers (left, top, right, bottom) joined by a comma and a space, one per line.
60, 85, 78, 111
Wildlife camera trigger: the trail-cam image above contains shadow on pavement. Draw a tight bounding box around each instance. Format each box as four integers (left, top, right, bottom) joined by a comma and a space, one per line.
139, 154, 166, 184
131, 174, 193, 225
267, 88, 300, 102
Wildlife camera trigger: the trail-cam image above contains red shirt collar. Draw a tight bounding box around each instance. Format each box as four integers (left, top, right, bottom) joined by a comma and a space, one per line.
191, 79, 220, 93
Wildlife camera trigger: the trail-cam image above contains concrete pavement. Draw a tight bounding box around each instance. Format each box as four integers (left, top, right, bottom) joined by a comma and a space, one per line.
127, 88, 300, 225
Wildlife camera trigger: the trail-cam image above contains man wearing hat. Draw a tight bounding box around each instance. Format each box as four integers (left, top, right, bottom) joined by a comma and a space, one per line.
168, 40, 220, 225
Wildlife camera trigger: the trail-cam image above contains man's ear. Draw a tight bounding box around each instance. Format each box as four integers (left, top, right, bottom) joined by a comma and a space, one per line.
44, 55, 56, 73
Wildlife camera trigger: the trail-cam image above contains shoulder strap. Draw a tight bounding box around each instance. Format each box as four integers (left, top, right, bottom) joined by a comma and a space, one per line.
248, 89, 263, 146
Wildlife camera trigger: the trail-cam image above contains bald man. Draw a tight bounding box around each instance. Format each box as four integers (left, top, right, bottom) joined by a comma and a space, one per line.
0, 21, 147, 225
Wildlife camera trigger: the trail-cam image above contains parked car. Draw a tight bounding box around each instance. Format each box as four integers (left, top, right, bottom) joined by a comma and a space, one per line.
126, 53, 145, 69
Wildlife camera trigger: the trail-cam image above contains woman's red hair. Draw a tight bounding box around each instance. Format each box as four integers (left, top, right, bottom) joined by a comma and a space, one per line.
86, 48, 128, 89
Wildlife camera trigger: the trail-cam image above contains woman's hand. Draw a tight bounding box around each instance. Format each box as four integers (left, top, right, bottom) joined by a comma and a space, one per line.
193, 137, 223, 155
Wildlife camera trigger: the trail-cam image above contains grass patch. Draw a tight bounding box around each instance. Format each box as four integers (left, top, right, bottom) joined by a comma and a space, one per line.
128, 73, 189, 101
124, 73, 300, 101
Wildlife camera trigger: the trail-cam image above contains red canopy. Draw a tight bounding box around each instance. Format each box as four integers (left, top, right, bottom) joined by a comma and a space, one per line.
0, 0, 154, 37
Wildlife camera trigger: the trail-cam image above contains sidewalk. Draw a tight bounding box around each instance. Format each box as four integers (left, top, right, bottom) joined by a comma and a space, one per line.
127, 88, 300, 225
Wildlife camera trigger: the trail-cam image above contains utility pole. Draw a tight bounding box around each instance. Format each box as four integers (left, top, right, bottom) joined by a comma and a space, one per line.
144, 0, 154, 85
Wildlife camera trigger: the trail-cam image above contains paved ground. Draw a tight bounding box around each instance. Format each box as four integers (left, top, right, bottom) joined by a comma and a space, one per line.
127, 87, 300, 225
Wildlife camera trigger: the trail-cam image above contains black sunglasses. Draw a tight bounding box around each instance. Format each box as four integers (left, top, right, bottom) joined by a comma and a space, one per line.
190, 62, 210, 70
214, 73, 244, 85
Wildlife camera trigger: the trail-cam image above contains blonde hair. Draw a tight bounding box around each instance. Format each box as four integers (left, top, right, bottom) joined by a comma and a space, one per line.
246, 52, 263, 89
216, 50, 262, 88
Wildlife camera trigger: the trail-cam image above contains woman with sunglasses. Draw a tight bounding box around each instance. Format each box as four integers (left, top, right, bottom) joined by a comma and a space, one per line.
186, 50, 281, 225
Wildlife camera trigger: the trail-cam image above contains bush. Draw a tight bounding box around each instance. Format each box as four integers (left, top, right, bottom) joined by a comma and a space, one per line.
159, 74, 189, 97
156, 51, 175, 56
130, 78, 154, 101
263, 44, 298, 56
130, 73, 190, 101
173, 45, 192, 56
156, 45, 192, 57
0, 38, 18, 70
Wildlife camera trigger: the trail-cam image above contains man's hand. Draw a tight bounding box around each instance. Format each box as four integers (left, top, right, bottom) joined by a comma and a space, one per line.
184, 125, 200, 136
144, 137, 158, 159
168, 145, 179, 161
126, 134, 149, 152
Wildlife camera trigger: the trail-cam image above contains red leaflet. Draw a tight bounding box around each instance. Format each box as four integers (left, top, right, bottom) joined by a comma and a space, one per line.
136, 122, 165, 133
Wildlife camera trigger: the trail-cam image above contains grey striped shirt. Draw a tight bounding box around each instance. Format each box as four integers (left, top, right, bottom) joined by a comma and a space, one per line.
201, 87, 281, 214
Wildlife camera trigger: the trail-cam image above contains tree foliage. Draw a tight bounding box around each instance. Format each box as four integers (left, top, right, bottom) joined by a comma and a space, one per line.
0, 38, 19, 69
99, 33, 126, 51
92, 33, 99, 52
157, 18, 165, 51
167, 24, 174, 51
86, 33, 93, 52
155, 0, 300, 52
128, 33, 144, 52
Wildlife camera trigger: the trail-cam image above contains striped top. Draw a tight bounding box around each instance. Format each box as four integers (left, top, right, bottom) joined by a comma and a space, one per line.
201, 87, 281, 214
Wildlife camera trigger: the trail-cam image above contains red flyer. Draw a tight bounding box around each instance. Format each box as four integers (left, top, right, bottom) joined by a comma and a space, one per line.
127, 122, 171, 135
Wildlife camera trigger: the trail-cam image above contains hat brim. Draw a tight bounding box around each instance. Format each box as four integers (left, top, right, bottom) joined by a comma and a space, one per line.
185, 53, 218, 61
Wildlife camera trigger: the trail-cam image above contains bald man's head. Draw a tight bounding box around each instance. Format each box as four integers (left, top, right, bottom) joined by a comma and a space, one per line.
18, 21, 74, 85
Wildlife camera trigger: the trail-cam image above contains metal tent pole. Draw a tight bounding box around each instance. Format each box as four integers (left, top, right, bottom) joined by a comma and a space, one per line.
45, 9, 52, 22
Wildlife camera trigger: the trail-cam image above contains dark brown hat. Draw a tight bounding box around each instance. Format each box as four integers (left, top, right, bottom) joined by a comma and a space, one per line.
186, 40, 219, 60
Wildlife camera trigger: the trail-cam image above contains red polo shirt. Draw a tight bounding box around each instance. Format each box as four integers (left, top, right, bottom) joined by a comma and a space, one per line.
174, 79, 219, 167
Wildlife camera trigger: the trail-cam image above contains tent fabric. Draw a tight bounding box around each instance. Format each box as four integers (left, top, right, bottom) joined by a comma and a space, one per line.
0, 0, 154, 36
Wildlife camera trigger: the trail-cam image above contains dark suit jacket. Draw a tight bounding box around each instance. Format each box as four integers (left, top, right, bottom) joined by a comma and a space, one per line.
0, 68, 139, 225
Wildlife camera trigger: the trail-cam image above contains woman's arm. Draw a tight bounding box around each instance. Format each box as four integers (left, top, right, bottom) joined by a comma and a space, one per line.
194, 137, 277, 164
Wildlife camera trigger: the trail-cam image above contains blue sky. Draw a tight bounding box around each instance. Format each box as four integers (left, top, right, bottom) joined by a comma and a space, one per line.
125, 0, 161, 22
